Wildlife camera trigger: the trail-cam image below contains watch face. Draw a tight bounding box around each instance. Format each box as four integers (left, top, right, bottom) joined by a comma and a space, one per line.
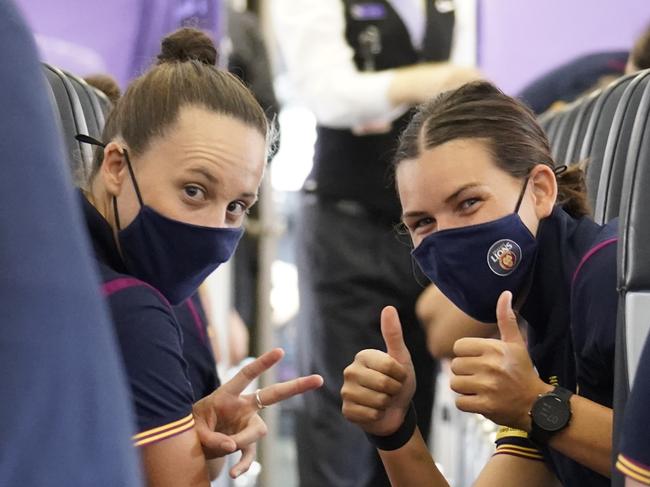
532, 395, 571, 432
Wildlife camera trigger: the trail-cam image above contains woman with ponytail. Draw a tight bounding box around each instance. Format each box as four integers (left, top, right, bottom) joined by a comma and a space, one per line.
77, 28, 322, 486
341, 81, 617, 486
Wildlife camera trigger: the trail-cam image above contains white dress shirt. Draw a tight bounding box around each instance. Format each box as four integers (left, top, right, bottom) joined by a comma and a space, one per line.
271, 0, 430, 129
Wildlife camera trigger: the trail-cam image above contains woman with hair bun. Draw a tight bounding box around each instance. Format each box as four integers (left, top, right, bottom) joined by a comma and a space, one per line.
341, 81, 618, 486
77, 27, 322, 486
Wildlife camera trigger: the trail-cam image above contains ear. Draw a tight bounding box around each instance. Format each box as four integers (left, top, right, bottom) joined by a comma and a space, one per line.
99, 142, 127, 197
529, 164, 557, 219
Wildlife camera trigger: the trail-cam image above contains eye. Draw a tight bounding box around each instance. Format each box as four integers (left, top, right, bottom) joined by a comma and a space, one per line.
183, 184, 207, 201
227, 200, 249, 217
459, 198, 480, 211
414, 217, 435, 229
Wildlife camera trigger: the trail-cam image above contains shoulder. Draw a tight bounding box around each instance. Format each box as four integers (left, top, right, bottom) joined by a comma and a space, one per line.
99, 268, 195, 442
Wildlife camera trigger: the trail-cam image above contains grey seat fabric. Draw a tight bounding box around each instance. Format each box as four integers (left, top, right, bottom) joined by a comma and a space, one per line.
64, 71, 106, 139
612, 71, 650, 487
578, 74, 636, 210
564, 91, 599, 165
42, 64, 93, 185
551, 100, 581, 164
594, 70, 650, 224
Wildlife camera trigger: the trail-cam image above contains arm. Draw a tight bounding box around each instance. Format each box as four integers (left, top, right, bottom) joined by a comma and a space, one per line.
378, 428, 448, 487
450, 292, 613, 478
271, 0, 480, 128
341, 306, 449, 487
474, 454, 560, 487
111, 287, 211, 487
546, 394, 612, 477
141, 430, 210, 487
416, 284, 497, 359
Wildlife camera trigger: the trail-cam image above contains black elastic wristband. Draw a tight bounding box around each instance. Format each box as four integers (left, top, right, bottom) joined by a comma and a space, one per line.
365, 402, 417, 451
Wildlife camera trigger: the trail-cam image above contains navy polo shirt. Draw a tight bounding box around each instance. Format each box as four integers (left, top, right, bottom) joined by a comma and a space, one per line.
80, 193, 196, 447
495, 207, 617, 486
174, 294, 220, 400
617, 335, 650, 484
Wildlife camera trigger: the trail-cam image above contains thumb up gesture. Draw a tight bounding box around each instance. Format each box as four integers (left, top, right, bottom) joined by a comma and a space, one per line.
341, 306, 416, 436
449, 291, 552, 431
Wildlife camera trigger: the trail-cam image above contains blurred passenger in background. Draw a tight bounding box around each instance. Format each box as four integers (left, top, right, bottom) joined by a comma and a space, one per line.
518, 51, 628, 115
84, 73, 121, 104
626, 22, 650, 73
272, 1, 479, 486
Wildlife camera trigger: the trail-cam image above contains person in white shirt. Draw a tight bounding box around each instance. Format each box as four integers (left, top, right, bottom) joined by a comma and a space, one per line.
272, 1, 480, 486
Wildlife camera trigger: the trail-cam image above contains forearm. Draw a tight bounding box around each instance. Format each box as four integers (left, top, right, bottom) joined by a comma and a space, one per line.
388, 63, 479, 107
378, 428, 449, 487
546, 395, 612, 477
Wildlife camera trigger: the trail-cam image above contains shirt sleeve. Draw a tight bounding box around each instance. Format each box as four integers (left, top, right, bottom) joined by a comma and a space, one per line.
108, 284, 196, 447
617, 335, 650, 485
493, 426, 544, 462
270, 0, 402, 128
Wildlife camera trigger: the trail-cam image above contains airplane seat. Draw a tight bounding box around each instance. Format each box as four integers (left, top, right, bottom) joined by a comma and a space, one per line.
564, 91, 599, 165
64, 70, 106, 138
594, 69, 650, 224
552, 100, 582, 164
93, 87, 113, 121
612, 75, 650, 487
578, 74, 636, 210
42, 64, 93, 185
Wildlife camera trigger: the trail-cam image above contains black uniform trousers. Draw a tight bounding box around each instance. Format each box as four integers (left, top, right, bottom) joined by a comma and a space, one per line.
295, 193, 436, 487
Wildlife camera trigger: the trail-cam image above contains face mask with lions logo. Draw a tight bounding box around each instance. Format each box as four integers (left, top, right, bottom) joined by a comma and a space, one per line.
412, 180, 537, 323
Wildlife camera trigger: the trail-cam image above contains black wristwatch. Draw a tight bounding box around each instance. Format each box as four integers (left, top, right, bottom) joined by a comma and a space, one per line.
529, 386, 573, 445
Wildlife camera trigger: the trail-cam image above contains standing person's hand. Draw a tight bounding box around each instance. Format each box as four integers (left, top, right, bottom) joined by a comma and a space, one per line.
341, 306, 416, 436
450, 291, 552, 431
193, 348, 323, 478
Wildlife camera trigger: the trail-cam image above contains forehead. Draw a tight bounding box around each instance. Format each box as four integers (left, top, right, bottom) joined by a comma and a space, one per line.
396, 138, 498, 203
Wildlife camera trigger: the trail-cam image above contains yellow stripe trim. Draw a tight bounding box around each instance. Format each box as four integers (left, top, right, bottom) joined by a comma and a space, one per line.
496, 426, 529, 441
496, 444, 540, 454
618, 455, 650, 481
132, 414, 194, 440
134, 417, 196, 447
617, 461, 650, 485
494, 447, 544, 461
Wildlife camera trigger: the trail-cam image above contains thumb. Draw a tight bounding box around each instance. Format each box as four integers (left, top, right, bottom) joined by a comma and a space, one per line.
381, 306, 411, 363
496, 291, 524, 344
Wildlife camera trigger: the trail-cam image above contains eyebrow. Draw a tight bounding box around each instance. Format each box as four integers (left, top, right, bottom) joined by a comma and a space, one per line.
187, 167, 258, 202
187, 167, 218, 184
401, 182, 482, 220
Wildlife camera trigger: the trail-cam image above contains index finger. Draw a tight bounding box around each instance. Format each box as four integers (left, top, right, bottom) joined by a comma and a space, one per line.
222, 348, 285, 395
453, 337, 496, 357
255, 374, 324, 407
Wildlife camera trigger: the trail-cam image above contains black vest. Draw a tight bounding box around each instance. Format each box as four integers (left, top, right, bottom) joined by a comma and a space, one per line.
310, 0, 455, 223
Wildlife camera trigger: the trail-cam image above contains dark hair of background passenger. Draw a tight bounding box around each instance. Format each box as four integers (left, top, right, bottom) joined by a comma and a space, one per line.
90, 27, 269, 181
84, 74, 121, 105
394, 81, 590, 218
630, 23, 650, 70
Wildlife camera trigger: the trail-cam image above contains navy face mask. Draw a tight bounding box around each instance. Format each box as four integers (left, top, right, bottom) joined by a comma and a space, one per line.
411, 180, 537, 323
75, 135, 244, 305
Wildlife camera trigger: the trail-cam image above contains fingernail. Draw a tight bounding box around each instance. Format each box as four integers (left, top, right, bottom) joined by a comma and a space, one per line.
221, 441, 234, 451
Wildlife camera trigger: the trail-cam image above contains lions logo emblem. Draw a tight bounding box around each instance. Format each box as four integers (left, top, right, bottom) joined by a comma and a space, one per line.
487, 239, 522, 276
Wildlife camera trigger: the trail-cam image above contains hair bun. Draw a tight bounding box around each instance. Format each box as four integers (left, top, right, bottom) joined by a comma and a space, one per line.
157, 27, 218, 66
